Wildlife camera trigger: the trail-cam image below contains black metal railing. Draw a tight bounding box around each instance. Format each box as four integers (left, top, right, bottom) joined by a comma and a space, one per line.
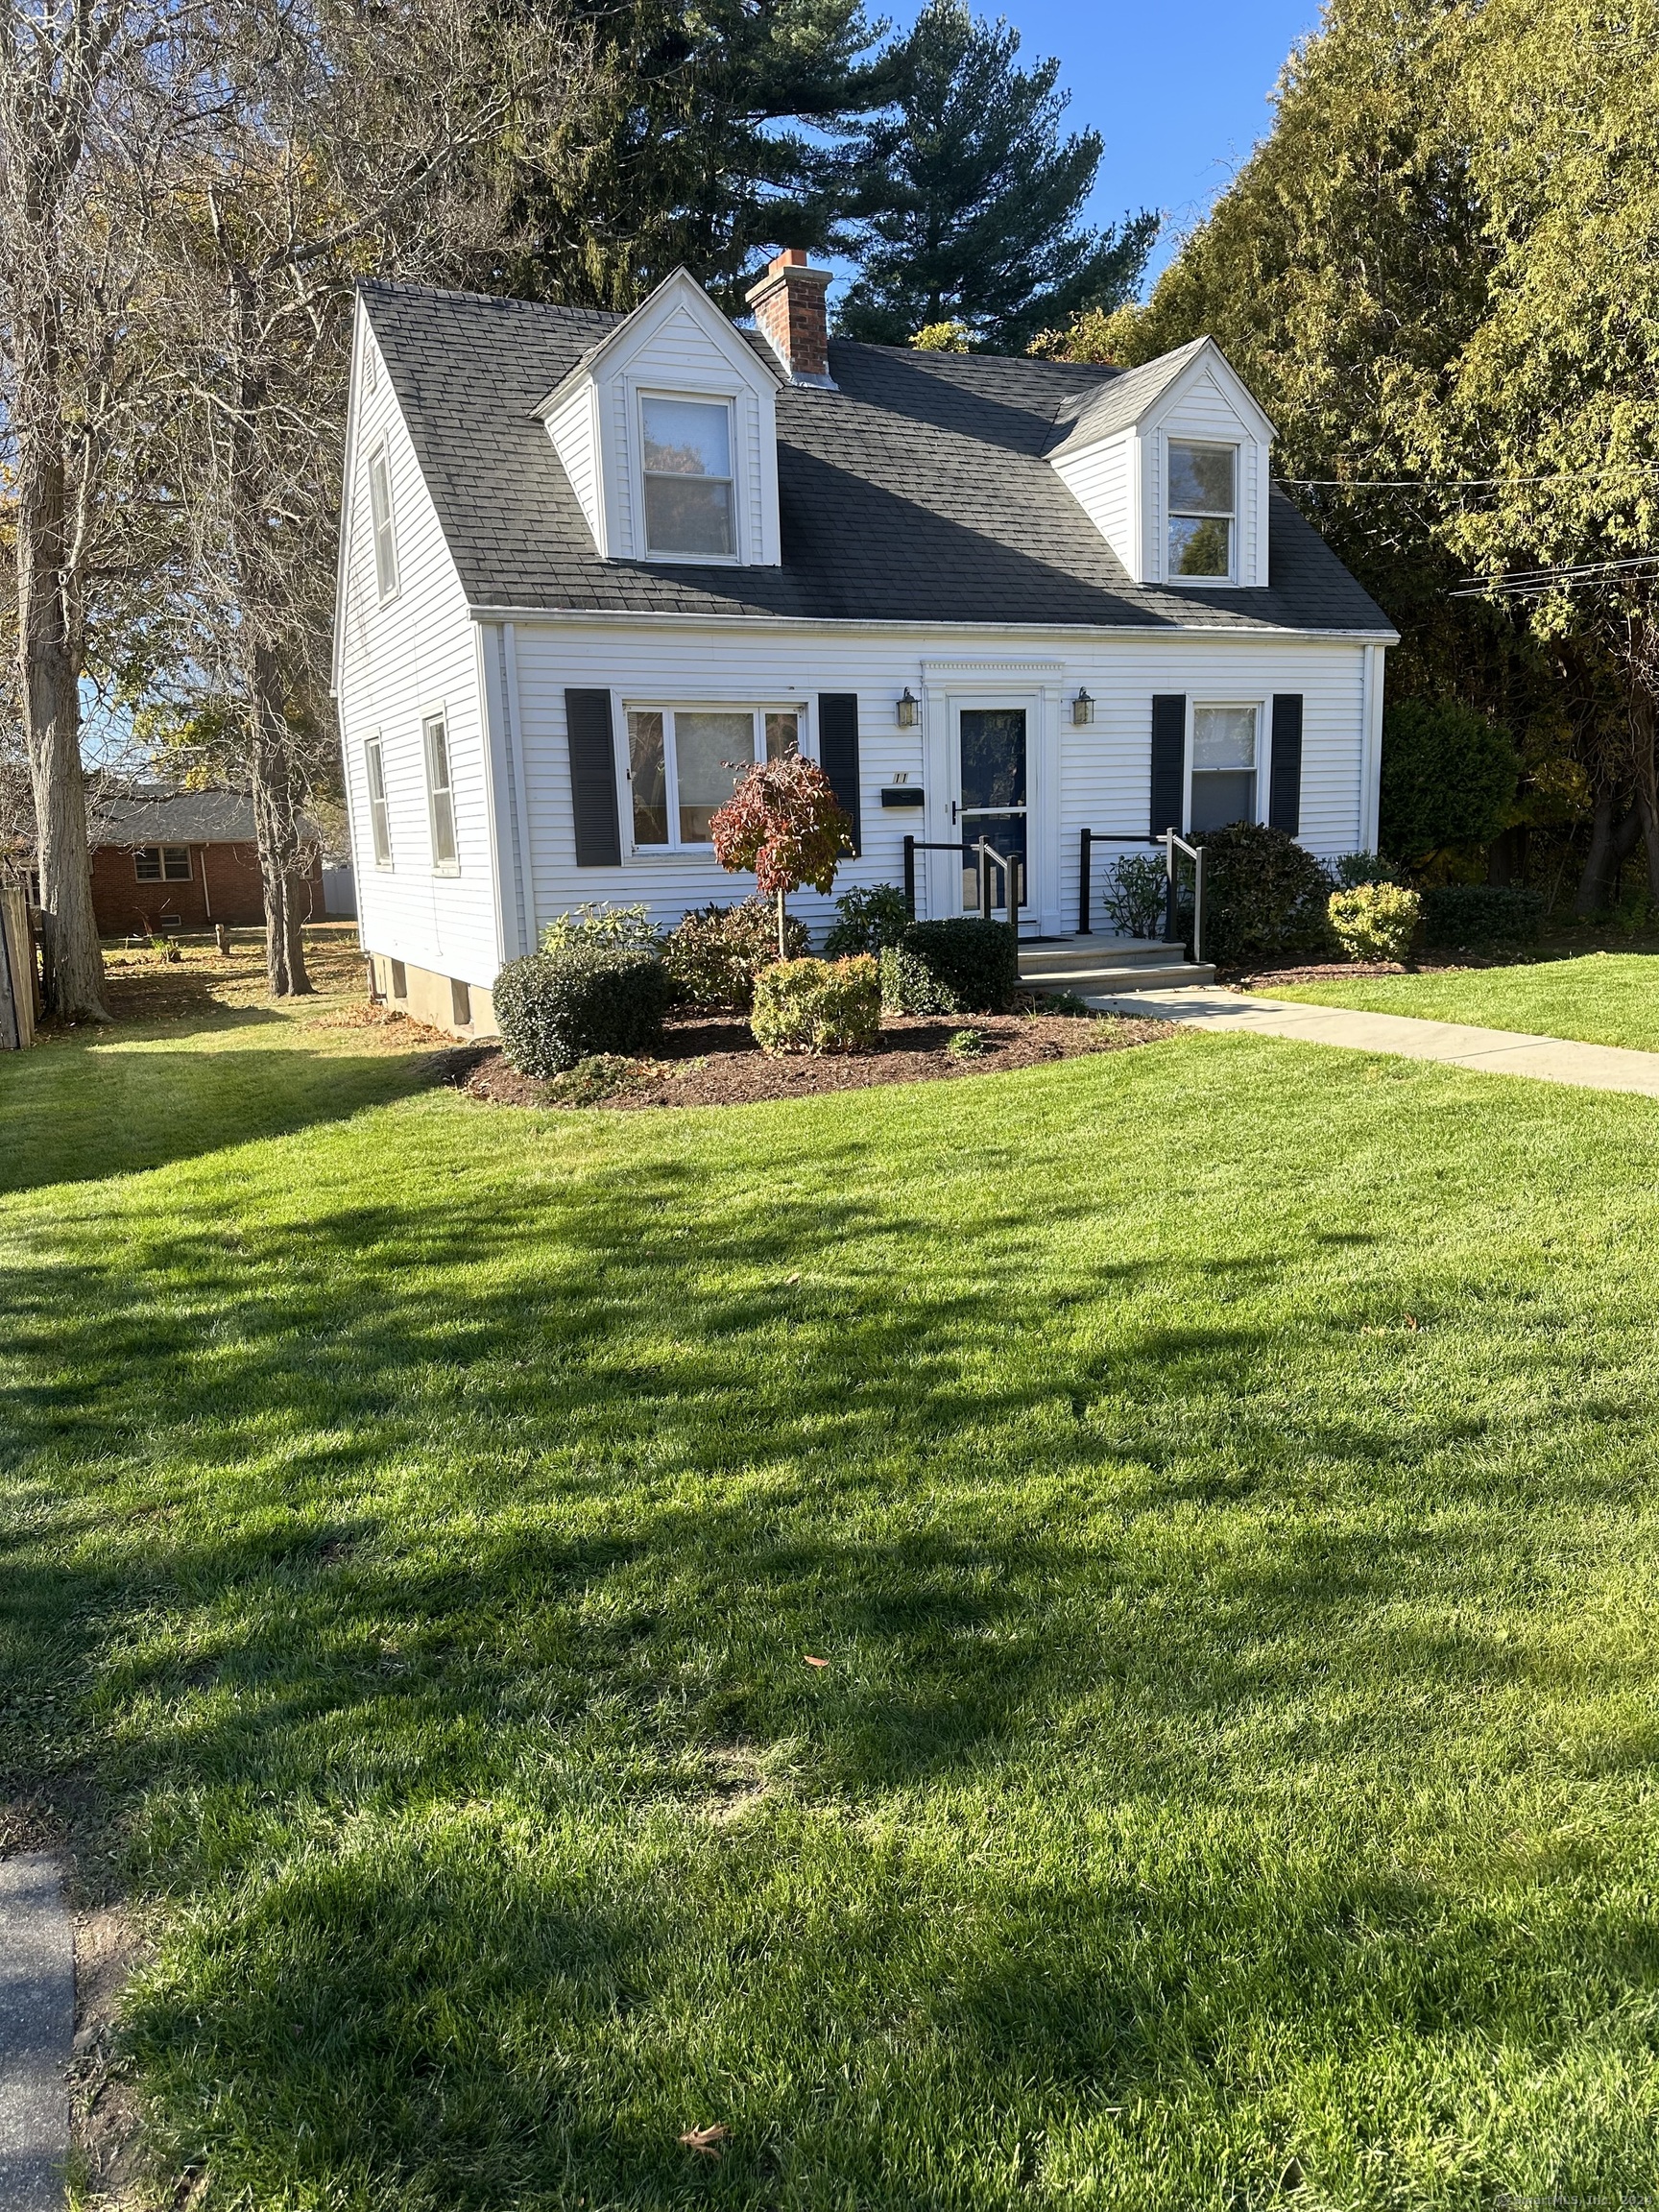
902, 835, 1024, 938
1078, 826, 1206, 965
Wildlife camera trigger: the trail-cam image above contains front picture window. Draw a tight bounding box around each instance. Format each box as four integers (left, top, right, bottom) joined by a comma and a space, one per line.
640, 397, 735, 558
1167, 441, 1235, 579
624, 707, 802, 850
1190, 706, 1257, 830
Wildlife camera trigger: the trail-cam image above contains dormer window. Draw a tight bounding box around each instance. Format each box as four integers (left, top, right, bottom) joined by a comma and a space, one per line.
1167, 442, 1236, 579
641, 396, 735, 559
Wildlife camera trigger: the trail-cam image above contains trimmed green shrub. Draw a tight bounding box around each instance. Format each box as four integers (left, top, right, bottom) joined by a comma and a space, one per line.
751, 956, 881, 1055
1331, 852, 1408, 890
540, 902, 661, 956
1420, 883, 1545, 946
1329, 882, 1422, 963
823, 882, 912, 957
661, 901, 809, 1011
1099, 851, 1167, 939
879, 918, 1020, 1014
493, 947, 674, 1077
1380, 699, 1519, 863
1189, 822, 1333, 967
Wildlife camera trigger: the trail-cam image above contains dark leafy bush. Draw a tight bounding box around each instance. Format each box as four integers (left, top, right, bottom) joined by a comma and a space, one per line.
661, 900, 809, 1010
751, 955, 881, 1054
1099, 851, 1167, 939
1420, 883, 1545, 946
493, 947, 674, 1077
1331, 852, 1408, 890
879, 918, 1020, 1014
823, 883, 912, 956
1189, 822, 1333, 967
1380, 699, 1519, 863
540, 902, 661, 955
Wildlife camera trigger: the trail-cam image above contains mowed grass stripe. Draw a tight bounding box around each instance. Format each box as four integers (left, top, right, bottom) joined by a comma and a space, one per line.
4, 1015, 1659, 2208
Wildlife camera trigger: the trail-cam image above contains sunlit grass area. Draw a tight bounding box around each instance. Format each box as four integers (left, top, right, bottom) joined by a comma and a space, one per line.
1253, 946, 1659, 1052
5, 981, 1659, 2208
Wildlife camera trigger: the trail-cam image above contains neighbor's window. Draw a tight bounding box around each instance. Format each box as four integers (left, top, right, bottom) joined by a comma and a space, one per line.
1190, 706, 1258, 830
367, 445, 398, 599
625, 706, 801, 849
365, 735, 393, 866
424, 713, 458, 870
133, 845, 191, 882
640, 397, 735, 559
1167, 442, 1235, 579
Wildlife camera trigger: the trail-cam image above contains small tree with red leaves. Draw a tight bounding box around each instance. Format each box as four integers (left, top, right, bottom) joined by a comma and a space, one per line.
709, 757, 854, 956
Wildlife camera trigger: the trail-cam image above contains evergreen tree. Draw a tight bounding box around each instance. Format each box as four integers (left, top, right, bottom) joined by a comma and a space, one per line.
488, 0, 883, 312
833, 0, 1154, 351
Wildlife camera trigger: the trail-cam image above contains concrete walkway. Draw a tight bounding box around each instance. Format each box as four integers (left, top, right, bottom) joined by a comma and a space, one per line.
1086, 986, 1659, 1099
0, 1854, 73, 2212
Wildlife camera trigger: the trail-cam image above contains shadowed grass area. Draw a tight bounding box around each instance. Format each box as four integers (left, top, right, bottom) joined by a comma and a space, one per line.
1255, 947, 1659, 1052
5, 997, 1659, 2208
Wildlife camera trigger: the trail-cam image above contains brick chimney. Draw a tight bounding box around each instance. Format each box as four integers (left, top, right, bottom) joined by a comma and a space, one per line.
745, 249, 835, 388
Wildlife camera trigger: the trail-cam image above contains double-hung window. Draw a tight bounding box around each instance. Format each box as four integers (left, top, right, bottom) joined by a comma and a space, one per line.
367, 445, 398, 599
626, 706, 800, 849
133, 845, 191, 882
424, 713, 458, 870
1167, 441, 1236, 579
1190, 706, 1258, 830
640, 397, 736, 559
365, 735, 393, 866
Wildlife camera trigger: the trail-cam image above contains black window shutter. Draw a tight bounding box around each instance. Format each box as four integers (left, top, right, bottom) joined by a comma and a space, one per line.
1269, 693, 1304, 836
1149, 694, 1186, 836
818, 693, 861, 856
565, 688, 621, 867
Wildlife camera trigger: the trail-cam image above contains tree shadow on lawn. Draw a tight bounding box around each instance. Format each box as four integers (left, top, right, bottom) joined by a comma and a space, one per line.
8, 1130, 1659, 2203
0, 1032, 445, 1196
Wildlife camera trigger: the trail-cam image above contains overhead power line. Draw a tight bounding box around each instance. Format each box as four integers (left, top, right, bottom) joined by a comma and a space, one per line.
1276, 464, 1659, 490
1450, 552, 1659, 596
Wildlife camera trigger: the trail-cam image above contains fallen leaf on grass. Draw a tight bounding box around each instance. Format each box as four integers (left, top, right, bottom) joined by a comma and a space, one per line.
679, 2124, 729, 2157
804, 1654, 830, 1669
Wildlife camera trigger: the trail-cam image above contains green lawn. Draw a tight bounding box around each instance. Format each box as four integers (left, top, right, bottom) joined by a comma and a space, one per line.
1253, 947, 1659, 1051
6, 976, 1659, 2209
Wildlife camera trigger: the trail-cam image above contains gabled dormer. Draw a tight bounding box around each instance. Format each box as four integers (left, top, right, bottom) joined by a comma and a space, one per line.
1046, 336, 1275, 589
534, 268, 784, 567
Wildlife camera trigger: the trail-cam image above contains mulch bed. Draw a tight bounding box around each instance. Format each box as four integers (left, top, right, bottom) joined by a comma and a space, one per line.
453, 1009, 1179, 1111
1228, 956, 1503, 986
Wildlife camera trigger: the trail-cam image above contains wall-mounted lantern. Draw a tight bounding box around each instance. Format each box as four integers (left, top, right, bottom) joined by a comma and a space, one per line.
897, 686, 920, 729
1072, 686, 1094, 727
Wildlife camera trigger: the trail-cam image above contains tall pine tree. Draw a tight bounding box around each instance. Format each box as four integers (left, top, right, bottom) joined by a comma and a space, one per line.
833, 0, 1153, 351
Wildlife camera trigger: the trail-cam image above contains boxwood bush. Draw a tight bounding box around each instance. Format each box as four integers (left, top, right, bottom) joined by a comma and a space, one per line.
1420, 883, 1546, 946
493, 947, 675, 1077
661, 900, 809, 1010
751, 956, 881, 1055
878, 918, 1020, 1014
1328, 882, 1422, 963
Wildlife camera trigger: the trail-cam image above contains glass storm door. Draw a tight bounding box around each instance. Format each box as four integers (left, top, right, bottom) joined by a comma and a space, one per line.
957, 708, 1028, 914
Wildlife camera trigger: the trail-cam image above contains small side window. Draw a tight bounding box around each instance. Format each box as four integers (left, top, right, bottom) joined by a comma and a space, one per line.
424, 714, 458, 871
450, 977, 471, 1027
133, 847, 162, 881
367, 445, 398, 600
162, 846, 192, 881
365, 735, 393, 866
389, 958, 407, 998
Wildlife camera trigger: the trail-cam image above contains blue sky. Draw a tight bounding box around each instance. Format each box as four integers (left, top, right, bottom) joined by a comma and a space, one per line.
865, 0, 1322, 288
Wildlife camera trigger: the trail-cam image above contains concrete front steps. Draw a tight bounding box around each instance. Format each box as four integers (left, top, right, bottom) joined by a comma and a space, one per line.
1017, 934, 1215, 996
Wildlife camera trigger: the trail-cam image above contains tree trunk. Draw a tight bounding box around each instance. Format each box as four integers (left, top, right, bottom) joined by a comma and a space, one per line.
14, 387, 108, 1022
247, 639, 312, 997
1574, 787, 1636, 915
1626, 649, 1659, 909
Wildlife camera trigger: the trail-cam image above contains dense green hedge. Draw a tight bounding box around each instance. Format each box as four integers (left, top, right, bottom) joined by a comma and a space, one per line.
879, 918, 1020, 1014
661, 901, 809, 1010
1190, 823, 1333, 968
1420, 884, 1546, 946
493, 947, 675, 1077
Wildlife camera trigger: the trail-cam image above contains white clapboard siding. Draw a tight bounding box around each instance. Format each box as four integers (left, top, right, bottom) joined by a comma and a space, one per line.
503, 624, 1375, 952
545, 379, 602, 546
1049, 430, 1136, 576
336, 316, 501, 990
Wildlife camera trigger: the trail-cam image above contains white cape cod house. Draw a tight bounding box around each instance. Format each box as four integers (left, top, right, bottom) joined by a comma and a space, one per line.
333, 253, 1395, 1035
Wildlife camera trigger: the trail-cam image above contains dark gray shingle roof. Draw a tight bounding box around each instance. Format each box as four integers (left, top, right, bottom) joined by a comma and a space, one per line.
94, 786, 321, 847
1044, 335, 1212, 458
361, 282, 1394, 637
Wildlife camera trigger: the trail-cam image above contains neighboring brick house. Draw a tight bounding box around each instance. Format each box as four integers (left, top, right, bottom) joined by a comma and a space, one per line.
89, 788, 328, 937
